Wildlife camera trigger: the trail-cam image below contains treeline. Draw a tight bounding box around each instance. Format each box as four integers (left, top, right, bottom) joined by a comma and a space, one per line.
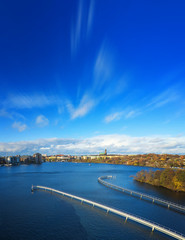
70, 153, 185, 168
134, 168, 185, 192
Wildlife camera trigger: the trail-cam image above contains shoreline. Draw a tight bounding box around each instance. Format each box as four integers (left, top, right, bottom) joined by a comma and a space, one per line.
134, 168, 185, 192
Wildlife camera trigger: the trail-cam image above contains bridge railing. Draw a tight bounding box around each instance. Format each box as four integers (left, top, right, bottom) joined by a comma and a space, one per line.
32, 185, 185, 240
98, 176, 185, 213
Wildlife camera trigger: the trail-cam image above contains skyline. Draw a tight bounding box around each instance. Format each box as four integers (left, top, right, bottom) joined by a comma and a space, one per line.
1, 0, 185, 155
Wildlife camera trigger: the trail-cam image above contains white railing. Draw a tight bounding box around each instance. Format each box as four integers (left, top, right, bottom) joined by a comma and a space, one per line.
98, 176, 185, 213
32, 185, 185, 240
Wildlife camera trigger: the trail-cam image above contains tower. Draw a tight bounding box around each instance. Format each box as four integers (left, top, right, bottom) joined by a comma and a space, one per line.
105, 149, 107, 155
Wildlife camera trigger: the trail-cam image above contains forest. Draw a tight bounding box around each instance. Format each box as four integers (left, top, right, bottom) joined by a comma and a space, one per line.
69, 153, 185, 168
134, 168, 185, 192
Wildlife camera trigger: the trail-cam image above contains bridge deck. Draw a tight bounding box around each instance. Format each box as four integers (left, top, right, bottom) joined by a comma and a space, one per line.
98, 176, 185, 214
32, 185, 185, 240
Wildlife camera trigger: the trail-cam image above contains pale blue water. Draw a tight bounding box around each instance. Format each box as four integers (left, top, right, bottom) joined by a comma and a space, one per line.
0, 162, 184, 240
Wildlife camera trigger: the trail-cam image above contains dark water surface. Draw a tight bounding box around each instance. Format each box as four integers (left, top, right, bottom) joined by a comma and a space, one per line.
0, 162, 184, 240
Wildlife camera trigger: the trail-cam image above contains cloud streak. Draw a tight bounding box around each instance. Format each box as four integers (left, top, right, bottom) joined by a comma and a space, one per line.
92, 43, 128, 103
12, 121, 27, 132
0, 109, 13, 119
104, 112, 123, 123
147, 88, 178, 110
104, 108, 140, 123
67, 94, 95, 119
3, 94, 61, 109
71, 0, 94, 56
93, 43, 113, 91
36, 115, 49, 127
67, 43, 127, 119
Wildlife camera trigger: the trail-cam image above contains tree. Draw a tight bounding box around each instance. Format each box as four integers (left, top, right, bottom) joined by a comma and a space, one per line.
160, 168, 175, 188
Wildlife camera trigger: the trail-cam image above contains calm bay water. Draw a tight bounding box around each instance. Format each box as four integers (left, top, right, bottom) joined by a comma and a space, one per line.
0, 162, 184, 240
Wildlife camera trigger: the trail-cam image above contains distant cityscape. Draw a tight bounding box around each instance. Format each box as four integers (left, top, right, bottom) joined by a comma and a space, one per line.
0, 149, 185, 169
0, 149, 109, 166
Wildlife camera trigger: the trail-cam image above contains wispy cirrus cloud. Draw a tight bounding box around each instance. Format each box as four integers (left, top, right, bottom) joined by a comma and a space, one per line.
86, 0, 94, 37
67, 94, 95, 119
107, 86, 181, 123
0, 134, 185, 155
125, 110, 141, 119
0, 108, 26, 121
92, 43, 128, 103
67, 43, 127, 120
71, 0, 94, 56
125, 110, 135, 119
71, 0, 83, 56
36, 115, 49, 127
104, 108, 140, 123
3, 93, 61, 109
105, 112, 123, 123
93, 43, 114, 91
147, 88, 178, 110
0, 109, 13, 119
12, 121, 27, 132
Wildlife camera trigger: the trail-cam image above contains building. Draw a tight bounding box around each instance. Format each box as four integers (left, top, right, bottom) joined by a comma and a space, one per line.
6, 156, 20, 165
33, 153, 42, 164
56, 155, 70, 161
0, 157, 5, 164
99, 149, 107, 156
20, 155, 34, 164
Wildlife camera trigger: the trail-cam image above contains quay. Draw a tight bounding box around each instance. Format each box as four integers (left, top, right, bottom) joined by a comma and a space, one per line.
98, 176, 185, 214
32, 185, 185, 240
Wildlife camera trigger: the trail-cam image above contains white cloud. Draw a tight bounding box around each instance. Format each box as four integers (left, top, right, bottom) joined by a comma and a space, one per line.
0, 134, 185, 155
125, 110, 140, 119
104, 109, 140, 123
71, 0, 83, 56
71, 0, 94, 56
0, 109, 12, 119
105, 112, 123, 123
58, 106, 63, 115
67, 94, 95, 119
3, 94, 60, 109
36, 115, 49, 127
67, 43, 127, 119
68, 41, 128, 120
93, 43, 113, 91
12, 121, 27, 132
86, 0, 94, 36
0, 108, 26, 122
91, 43, 128, 103
40, 147, 51, 150
147, 88, 178, 110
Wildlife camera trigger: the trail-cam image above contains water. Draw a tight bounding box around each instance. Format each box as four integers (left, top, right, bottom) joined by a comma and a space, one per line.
0, 162, 184, 240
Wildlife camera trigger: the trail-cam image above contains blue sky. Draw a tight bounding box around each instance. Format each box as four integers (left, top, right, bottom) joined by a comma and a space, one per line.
1, 0, 185, 155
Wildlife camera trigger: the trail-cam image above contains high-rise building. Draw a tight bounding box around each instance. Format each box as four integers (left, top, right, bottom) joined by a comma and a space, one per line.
33, 153, 42, 163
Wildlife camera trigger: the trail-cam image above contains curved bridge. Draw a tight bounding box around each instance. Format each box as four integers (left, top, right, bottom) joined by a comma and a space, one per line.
32, 185, 185, 240
98, 176, 185, 214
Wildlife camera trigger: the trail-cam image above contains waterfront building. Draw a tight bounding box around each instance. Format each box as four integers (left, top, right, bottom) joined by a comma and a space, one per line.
0, 157, 5, 164
20, 155, 34, 164
56, 155, 70, 161
33, 153, 42, 163
99, 149, 107, 156
6, 156, 20, 165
